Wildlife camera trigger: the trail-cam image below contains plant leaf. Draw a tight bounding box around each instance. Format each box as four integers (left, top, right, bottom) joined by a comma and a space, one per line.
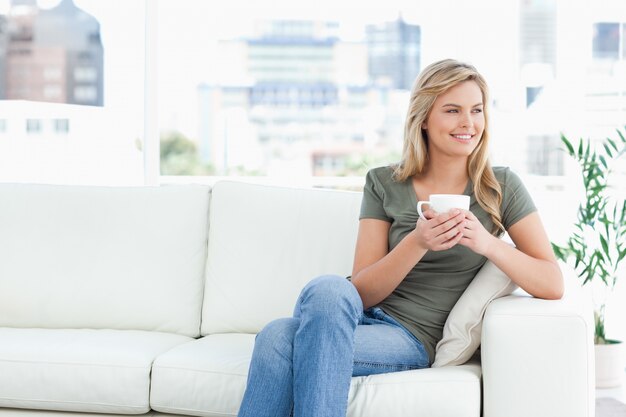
551, 243, 566, 261
561, 134, 575, 155
578, 138, 584, 158
617, 128, 626, 144
619, 248, 626, 263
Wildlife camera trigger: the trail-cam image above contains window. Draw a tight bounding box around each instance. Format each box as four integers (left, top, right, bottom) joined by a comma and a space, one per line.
0, 119, 6, 133
527, 134, 563, 176
73, 86, 98, 102
54, 119, 69, 134
26, 119, 42, 134
593, 22, 620, 60
160, 1, 624, 181
74, 66, 98, 82
0, 0, 145, 186
43, 67, 62, 81
44, 84, 62, 100
1, 1, 623, 189
158, 1, 411, 177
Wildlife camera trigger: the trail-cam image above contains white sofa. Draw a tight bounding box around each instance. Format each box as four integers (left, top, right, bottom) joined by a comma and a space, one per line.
0, 181, 595, 417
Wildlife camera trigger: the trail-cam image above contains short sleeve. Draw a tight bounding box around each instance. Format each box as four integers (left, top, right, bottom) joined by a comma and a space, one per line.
360, 169, 392, 222
500, 168, 537, 229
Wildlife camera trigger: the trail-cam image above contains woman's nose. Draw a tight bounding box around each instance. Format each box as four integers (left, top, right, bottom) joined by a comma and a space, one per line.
460, 113, 473, 128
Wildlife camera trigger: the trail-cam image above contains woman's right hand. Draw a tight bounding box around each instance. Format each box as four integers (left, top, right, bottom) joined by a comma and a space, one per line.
412, 209, 466, 251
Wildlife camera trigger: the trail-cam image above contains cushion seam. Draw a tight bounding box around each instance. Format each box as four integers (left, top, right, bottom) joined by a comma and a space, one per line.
0, 396, 146, 409
351, 378, 481, 387
152, 403, 236, 416
154, 366, 247, 377
0, 358, 147, 369
486, 313, 587, 318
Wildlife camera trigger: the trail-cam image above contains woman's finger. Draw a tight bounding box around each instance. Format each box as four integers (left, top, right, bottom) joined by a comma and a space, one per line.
421, 209, 436, 220
432, 211, 465, 235
439, 229, 463, 249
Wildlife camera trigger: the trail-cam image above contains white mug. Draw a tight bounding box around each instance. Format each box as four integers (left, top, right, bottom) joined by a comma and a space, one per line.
416, 194, 470, 220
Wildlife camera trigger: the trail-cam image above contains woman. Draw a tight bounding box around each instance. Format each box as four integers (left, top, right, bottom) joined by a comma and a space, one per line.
237, 59, 564, 417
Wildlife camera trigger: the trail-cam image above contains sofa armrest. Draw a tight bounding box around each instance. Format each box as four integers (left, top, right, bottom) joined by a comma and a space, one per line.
481, 264, 595, 417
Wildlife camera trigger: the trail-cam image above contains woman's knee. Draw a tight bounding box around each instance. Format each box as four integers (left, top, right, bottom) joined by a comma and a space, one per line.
295, 274, 363, 319
253, 318, 299, 361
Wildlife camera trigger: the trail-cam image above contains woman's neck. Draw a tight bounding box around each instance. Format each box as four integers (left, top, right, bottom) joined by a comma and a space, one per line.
418, 156, 469, 191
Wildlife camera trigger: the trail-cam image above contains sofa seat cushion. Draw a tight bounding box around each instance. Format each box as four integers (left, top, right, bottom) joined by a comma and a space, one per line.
151, 333, 482, 417
0, 328, 191, 414
151, 334, 254, 417
347, 362, 481, 417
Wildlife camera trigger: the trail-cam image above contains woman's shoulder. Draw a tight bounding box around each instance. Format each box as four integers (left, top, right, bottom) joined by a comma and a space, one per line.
366, 165, 398, 185
491, 165, 510, 179
491, 166, 523, 186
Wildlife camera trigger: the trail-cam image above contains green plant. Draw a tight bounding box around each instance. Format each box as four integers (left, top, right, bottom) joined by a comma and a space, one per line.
552, 127, 626, 344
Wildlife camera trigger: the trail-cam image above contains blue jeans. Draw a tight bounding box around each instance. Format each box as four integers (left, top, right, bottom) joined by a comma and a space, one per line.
237, 275, 430, 417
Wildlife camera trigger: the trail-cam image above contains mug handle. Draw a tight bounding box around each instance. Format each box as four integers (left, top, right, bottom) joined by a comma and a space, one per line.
416, 201, 430, 220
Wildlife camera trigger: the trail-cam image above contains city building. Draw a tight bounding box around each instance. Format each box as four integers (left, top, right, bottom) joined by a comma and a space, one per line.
366, 16, 421, 90
0, 100, 142, 185
0, 14, 7, 99
592, 22, 626, 60
198, 19, 407, 176
0, 0, 103, 106
519, 0, 562, 176
519, 1, 626, 178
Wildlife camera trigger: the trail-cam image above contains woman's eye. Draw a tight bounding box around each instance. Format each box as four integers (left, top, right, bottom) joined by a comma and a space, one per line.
473, 108, 483, 113
446, 109, 458, 113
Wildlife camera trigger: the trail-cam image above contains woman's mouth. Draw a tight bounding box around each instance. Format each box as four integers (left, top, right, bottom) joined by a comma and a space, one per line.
451, 134, 474, 141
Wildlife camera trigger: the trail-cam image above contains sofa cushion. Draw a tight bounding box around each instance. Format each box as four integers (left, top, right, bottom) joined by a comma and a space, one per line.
0, 328, 191, 414
432, 259, 517, 367
202, 181, 362, 335
347, 362, 481, 417
151, 334, 254, 417
151, 333, 481, 417
0, 184, 210, 337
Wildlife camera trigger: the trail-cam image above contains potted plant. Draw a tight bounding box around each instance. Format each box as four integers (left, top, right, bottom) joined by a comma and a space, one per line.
551, 127, 626, 388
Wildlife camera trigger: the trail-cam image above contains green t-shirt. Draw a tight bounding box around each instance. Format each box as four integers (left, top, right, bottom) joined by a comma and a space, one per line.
359, 165, 536, 364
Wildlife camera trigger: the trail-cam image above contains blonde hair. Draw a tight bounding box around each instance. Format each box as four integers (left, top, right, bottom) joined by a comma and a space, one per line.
393, 59, 504, 235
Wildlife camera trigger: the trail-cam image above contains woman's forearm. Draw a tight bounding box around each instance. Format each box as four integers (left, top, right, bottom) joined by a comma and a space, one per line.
484, 237, 564, 299
351, 231, 428, 309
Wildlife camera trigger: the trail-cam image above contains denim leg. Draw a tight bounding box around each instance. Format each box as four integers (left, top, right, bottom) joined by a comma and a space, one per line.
291, 275, 363, 417
352, 307, 430, 376
239, 276, 426, 417
238, 317, 300, 417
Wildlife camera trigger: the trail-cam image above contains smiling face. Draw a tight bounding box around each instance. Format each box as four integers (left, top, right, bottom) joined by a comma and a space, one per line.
422, 80, 485, 159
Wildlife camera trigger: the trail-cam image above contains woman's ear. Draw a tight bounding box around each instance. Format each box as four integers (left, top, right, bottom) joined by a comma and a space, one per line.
421, 123, 427, 130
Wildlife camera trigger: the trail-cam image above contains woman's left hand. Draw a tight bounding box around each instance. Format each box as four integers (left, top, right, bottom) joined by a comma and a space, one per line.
458, 210, 497, 256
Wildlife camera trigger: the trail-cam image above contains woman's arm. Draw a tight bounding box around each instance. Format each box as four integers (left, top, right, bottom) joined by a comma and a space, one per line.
460, 211, 564, 299
351, 210, 466, 308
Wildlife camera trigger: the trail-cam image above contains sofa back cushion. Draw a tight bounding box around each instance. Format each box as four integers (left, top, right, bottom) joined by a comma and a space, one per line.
202, 181, 362, 335
0, 184, 210, 337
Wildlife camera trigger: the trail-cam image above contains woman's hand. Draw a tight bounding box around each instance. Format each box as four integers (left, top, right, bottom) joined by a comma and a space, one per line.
413, 209, 466, 251
458, 210, 497, 256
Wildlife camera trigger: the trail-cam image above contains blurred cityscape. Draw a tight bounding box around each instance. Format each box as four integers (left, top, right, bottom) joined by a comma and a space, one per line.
0, 0, 624, 182
194, 18, 419, 177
